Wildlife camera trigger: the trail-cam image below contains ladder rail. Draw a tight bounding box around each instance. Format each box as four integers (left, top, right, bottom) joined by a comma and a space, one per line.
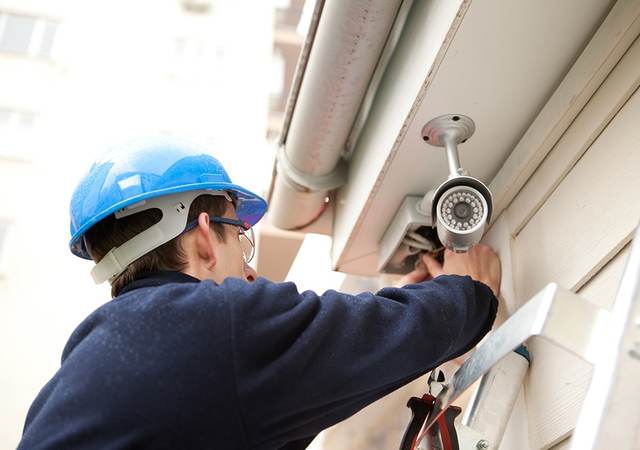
570, 225, 640, 450
421, 283, 610, 435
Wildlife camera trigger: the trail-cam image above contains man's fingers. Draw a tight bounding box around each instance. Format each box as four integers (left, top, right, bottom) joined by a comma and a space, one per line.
395, 252, 446, 286
421, 253, 443, 278
410, 258, 429, 279
395, 259, 428, 286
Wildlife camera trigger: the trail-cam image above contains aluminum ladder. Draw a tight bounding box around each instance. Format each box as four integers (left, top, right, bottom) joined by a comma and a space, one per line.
410, 223, 640, 449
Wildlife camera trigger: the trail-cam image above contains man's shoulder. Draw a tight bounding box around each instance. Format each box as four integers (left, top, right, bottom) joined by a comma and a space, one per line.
62, 280, 231, 361
115, 278, 222, 309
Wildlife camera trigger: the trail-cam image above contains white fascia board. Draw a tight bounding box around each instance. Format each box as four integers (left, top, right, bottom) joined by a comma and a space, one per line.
331, 0, 615, 275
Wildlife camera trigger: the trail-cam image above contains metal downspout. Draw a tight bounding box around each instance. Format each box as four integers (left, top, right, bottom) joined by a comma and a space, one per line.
269, 0, 409, 230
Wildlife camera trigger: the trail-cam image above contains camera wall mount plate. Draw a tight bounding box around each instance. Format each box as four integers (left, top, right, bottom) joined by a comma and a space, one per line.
421, 114, 475, 147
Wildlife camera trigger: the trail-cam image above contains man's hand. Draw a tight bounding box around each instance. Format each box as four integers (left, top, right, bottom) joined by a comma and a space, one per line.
395, 255, 432, 285
396, 244, 501, 297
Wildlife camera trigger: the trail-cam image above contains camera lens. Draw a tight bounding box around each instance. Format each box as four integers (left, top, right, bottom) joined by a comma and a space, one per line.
439, 187, 485, 231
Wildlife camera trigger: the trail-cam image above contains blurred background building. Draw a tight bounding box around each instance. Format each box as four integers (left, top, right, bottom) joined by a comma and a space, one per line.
267, 0, 305, 140
0, 0, 376, 446
0, 0, 304, 446
0, 2, 67, 445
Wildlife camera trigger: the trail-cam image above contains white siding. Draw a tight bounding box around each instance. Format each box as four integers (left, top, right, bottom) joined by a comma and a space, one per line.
523, 244, 629, 450
512, 66, 640, 307
312, 1, 640, 448
496, 35, 640, 449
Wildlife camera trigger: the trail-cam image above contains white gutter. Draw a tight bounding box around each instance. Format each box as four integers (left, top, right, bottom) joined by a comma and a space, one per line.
269, 0, 409, 230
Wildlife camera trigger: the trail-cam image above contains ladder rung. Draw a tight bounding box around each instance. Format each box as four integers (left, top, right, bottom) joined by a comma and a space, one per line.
423, 282, 610, 433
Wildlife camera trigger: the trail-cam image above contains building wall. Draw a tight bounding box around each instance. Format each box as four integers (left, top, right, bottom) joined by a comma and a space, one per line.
0, 1, 275, 448
0, 3, 67, 444
500, 34, 640, 448
266, 0, 305, 140
466, 12, 640, 448
314, 3, 640, 448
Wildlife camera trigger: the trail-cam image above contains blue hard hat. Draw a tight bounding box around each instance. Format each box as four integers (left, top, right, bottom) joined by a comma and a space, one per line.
69, 139, 268, 260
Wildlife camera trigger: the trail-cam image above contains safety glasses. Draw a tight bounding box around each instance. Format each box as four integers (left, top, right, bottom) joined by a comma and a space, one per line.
182, 216, 255, 263
211, 216, 255, 264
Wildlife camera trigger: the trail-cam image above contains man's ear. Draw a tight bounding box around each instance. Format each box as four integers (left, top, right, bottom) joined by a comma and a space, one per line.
194, 212, 217, 270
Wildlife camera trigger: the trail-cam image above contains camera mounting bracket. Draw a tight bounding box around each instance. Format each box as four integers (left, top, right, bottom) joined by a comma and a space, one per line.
421, 114, 475, 178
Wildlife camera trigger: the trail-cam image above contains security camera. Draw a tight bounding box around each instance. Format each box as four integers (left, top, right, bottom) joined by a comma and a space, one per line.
378, 114, 492, 273
421, 114, 492, 253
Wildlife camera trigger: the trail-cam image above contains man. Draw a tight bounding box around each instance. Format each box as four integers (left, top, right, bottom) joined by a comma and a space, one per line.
18, 139, 500, 449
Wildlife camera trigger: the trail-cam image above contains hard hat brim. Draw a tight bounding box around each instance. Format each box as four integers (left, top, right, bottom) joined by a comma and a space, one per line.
69, 182, 267, 260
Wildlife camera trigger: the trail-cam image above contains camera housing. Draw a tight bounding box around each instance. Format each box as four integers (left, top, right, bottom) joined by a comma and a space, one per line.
431, 175, 492, 253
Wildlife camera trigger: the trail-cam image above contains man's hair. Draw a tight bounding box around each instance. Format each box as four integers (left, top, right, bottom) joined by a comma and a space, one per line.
85, 194, 230, 297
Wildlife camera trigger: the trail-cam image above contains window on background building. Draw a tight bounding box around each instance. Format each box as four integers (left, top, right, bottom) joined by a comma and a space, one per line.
269, 47, 285, 112
0, 108, 38, 131
17, 112, 36, 129
0, 108, 39, 160
173, 35, 217, 62
275, 0, 306, 30
0, 11, 58, 59
168, 33, 225, 84
174, 37, 188, 58
0, 13, 34, 54
0, 221, 11, 276
0, 109, 11, 127
38, 20, 58, 58
274, 0, 292, 26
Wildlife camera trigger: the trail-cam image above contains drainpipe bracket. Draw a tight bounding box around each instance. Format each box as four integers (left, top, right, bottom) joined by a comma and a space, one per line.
276, 146, 348, 192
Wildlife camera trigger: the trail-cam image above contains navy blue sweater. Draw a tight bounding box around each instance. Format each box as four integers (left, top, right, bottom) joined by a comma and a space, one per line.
18, 271, 497, 450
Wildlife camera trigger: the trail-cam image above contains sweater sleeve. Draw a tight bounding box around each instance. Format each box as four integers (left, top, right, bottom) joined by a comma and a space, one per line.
223, 274, 497, 449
